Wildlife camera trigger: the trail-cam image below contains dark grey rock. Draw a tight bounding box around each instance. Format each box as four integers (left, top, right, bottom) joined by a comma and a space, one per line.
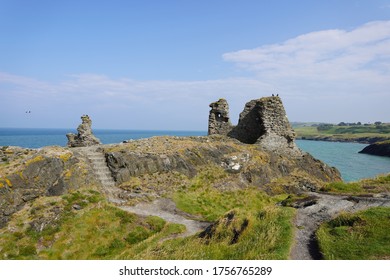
359, 142, 390, 157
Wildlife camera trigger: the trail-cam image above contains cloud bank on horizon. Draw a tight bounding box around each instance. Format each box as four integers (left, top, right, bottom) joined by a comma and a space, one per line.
1, 20, 389, 130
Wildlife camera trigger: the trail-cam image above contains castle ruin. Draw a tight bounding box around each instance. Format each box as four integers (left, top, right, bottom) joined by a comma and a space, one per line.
208, 96, 299, 155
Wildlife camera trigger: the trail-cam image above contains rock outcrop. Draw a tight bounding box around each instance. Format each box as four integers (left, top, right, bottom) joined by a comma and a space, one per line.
0, 135, 342, 230
66, 115, 101, 147
0, 146, 99, 228
359, 141, 390, 157
104, 135, 341, 199
209, 96, 300, 155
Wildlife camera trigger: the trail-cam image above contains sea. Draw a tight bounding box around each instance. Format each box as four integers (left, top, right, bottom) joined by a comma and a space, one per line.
1, 128, 389, 182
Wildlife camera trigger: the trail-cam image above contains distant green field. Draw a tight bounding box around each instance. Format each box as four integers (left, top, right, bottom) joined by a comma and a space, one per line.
293, 123, 390, 143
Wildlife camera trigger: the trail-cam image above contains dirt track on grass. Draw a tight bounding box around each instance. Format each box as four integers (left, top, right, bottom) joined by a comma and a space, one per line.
120, 198, 211, 238
290, 193, 390, 260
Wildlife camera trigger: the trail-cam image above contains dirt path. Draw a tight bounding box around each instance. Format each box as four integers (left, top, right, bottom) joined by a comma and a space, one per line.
290, 193, 390, 260
120, 198, 211, 238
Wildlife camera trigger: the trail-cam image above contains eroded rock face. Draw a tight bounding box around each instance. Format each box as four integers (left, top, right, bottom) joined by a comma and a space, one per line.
66, 115, 101, 147
209, 96, 299, 155
104, 135, 341, 193
0, 146, 99, 228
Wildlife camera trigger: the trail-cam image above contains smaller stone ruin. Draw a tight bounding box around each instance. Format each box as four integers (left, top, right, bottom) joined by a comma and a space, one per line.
208, 98, 233, 135
208, 96, 300, 155
66, 115, 101, 147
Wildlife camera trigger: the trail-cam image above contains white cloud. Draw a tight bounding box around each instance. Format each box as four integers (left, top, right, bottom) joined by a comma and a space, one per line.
223, 21, 390, 83
222, 21, 390, 123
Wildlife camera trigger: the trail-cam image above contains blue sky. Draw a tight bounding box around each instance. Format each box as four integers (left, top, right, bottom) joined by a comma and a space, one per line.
1, 0, 390, 130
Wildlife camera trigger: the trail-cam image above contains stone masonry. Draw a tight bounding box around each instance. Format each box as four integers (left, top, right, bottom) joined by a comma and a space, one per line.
209, 96, 300, 155
208, 98, 234, 136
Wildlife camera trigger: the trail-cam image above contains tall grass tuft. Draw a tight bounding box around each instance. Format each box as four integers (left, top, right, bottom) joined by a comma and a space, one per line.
317, 207, 390, 259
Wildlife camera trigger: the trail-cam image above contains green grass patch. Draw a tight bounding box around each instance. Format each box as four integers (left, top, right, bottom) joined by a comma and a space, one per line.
155, 185, 295, 259
317, 207, 390, 259
321, 173, 390, 194
134, 205, 294, 260
321, 181, 362, 194
0, 167, 296, 260
0, 189, 175, 260
173, 186, 273, 221
113, 169, 295, 260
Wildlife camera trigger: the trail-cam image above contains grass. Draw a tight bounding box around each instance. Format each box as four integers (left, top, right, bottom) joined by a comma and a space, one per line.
0, 188, 178, 260
294, 124, 390, 142
317, 207, 390, 259
152, 209, 292, 260
117, 187, 294, 259
2, 168, 388, 260
320, 173, 390, 195
0, 167, 295, 260
114, 167, 295, 260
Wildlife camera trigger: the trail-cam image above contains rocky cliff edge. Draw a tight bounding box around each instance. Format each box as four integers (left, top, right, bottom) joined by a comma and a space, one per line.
1, 135, 341, 228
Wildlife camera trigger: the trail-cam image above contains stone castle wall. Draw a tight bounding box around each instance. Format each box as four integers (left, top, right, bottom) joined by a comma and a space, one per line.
209, 96, 299, 155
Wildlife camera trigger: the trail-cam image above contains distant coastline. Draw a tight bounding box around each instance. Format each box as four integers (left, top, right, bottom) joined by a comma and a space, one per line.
293, 122, 390, 145
296, 135, 389, 144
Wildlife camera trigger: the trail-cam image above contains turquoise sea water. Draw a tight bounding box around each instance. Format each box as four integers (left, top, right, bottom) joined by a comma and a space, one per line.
296, 140, 390, 182
1, 128, 389, 182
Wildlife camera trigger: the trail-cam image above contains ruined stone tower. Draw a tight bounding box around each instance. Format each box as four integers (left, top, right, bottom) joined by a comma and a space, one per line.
208, 98, 233, 135
208, 96, 299, 155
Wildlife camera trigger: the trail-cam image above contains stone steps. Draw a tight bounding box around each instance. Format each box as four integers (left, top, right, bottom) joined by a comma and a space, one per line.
78, 147, 125, 205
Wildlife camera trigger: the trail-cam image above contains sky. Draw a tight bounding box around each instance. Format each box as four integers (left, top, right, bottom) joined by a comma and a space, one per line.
1, 0, 390, 130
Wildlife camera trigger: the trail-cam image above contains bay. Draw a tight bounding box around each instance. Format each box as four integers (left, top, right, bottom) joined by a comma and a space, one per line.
296, 140, 390, 182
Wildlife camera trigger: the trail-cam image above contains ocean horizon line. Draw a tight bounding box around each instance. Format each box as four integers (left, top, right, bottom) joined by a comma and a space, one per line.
0, 128, 208, 149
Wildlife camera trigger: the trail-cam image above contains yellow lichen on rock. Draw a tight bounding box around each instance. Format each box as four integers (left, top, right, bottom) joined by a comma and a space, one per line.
25, 155, 45, 166
5, 178, 12, 187
64, 170, 72, 179
0, 178, 12, 188
59, 152, 72, 162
